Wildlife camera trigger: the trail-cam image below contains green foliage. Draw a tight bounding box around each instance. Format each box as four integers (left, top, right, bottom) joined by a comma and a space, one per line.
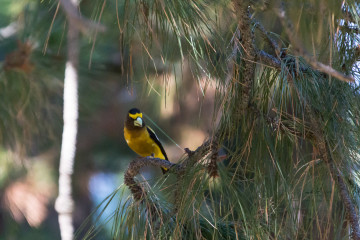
0, 69, 63, 153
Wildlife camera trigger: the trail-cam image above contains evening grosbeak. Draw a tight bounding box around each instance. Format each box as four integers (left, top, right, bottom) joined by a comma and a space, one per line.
124, 108, 169, 173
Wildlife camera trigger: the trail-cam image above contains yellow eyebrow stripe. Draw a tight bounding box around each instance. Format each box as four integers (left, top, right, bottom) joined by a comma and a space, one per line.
129, 113, 142, 119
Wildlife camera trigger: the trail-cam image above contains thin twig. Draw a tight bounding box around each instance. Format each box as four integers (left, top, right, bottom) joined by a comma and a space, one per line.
275, 5, 355, 83
44, 2, 61, 54
257, 50, 281, 69
254, 20, 280, 56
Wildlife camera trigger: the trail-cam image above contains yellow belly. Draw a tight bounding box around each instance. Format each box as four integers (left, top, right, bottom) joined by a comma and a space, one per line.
124, 127, 166, 159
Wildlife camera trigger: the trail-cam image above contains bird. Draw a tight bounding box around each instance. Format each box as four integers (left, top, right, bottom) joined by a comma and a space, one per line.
124, 108, 169, 173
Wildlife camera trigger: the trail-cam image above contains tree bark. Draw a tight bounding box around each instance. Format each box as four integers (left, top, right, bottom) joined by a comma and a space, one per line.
232, 0, 256, 114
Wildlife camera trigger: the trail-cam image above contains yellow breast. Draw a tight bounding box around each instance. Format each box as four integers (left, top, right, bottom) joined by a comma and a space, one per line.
124, 127, 166, 159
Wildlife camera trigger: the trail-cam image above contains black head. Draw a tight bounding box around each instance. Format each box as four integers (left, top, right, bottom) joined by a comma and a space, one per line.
126, 108, 145, 129
128, 108, 141, 115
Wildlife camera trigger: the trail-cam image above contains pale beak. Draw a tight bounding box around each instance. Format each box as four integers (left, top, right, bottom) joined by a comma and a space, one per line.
134, 117, 143, 127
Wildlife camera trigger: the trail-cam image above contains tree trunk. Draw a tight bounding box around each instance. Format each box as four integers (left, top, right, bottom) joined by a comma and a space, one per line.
55, 0, 79, 239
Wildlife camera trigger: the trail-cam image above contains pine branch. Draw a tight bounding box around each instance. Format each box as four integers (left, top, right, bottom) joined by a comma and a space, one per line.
263, 33, 360, 236
124, 156, 183, 203
207, 140, 219, 178
272, 47, 360, 238
275, 4, 355, 83
232, 0, 256, 114
123, 157, 174, 238
340, 25, 360, 34
182, 140, 212, 170
59, 0, 106, 35
342, 9, 357, 24
268, 9, 360, 232
123, 141, 212, 228
125, 141, 212, 203
307, 109, 360, 240
254, 20, 280, 56
124, 157, 176, 202
257, 50, 281, 69
252, 19, 282, 69
253, 29, 360, 236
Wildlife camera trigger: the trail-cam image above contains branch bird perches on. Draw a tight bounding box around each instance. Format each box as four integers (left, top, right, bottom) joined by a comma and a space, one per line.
124, 140, 212, 202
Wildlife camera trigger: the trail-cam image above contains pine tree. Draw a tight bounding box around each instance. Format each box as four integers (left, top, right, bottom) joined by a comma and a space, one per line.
1, 0, 359, 239
79, 0, 360, 239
